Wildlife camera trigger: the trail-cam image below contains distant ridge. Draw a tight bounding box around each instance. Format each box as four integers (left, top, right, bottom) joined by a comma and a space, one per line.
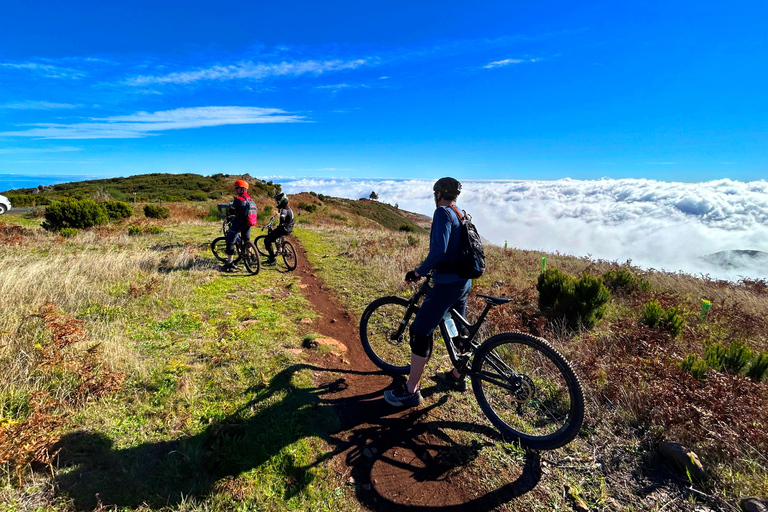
701, 250, 768, 270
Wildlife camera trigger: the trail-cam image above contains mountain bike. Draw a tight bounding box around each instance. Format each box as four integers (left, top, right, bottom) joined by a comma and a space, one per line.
254, 215, 297, 271
359, 273, 585, 450
210, 208, 260, 275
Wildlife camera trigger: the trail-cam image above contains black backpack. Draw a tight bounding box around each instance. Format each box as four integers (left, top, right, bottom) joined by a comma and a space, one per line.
447, 205, 486, 279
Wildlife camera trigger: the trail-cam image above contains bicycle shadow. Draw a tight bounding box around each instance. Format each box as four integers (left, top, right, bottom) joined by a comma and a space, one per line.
52, 364, 539, 511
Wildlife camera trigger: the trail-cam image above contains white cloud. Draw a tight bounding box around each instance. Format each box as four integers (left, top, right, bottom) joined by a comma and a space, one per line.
484, 58, 539, 69
0, 146, 82, 154
1, 100, 81, 110
0, 61, 85, 79
0, 106, 305, 139
279, 177, 768, 280
126, 59, 368, 86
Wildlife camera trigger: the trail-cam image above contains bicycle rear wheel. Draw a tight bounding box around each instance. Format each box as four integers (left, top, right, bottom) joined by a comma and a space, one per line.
211, 236, 241, 264
470, 332, 584, 450
359, 296, 413, 374
254, 235, 271, 257
241, 241, 261, 275
280, 240, 297, 271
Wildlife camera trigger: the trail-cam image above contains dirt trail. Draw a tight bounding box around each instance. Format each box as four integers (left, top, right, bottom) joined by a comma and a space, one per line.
289, 239, 540, 511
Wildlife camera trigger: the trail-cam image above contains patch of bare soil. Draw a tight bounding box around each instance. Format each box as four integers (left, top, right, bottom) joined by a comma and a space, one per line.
290, 238, 540, 511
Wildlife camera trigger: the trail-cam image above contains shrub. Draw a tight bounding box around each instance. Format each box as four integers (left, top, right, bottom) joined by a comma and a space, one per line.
641, 300, 684, 337
103, 200, 133, 221
42, 198, 109, 231
144, 226, 164, 234
59, 227, 79, 238
143, 204, 170, 219
298, 203, 317, 213
257, 205, 273, 223
602, 268, 651, 293
399, 224, 415, 232
369, 191, 379, 200
127, 225, 142, 236
681, 354, 708, 380
407, 235, 419, 246
188, 191, 208, 201
705, 342, 728, 371
722, 340, 753, 374
536, 269, 610, 330
310, 191, 318, 197
747, 351, 768, 382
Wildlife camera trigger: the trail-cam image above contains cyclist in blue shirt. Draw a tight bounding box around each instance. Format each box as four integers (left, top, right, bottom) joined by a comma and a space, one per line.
384, 177, 472, 407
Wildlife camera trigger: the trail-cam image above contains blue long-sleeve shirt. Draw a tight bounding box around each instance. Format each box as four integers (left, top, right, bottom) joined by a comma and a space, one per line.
415, 205, 466, 284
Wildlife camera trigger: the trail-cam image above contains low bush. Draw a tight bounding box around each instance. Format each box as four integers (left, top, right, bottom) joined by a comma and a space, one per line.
143, 204, 170, 219
641, 299, 684, 337
59, 227, 79, 238
747, 351, 768, 382
42, 199, 109, 231
602, 268, 651, 293
399, 224, 416, 232
536, 268, 611, 330
144, 226, 164, 234
127, 225, 142, 236
680, 353, 708, 380
103, 200, 133, 221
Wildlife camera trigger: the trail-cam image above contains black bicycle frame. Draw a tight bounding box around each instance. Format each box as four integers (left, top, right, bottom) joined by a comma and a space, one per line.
399, 275, 525, 394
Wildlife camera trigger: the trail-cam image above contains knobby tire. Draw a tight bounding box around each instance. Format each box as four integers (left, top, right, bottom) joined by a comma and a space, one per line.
470, 332, 584, 450
359, 296, 413, 374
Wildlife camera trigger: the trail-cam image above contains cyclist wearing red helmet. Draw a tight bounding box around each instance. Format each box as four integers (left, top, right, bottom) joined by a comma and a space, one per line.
384, 177, 472, 407
222, 179, 255, 271
264, 192, 294, 265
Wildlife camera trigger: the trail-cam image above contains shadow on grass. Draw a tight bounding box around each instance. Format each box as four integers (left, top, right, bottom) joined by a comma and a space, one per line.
53, 364, 540, 511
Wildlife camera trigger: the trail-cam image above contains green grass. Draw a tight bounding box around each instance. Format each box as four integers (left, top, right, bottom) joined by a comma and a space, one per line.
0, 219, 352, 511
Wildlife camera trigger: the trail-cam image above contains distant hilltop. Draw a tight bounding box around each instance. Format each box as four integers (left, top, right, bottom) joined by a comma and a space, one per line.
701, 250, 768, 270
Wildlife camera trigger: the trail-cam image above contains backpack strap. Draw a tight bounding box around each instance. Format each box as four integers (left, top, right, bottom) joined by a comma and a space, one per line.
449, 205, 464, 221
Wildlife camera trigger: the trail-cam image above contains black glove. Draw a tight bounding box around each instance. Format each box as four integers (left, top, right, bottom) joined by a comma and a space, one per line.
405, 270, 420, 282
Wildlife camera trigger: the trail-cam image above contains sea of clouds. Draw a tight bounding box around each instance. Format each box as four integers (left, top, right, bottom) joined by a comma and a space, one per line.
279, 177, 768, 281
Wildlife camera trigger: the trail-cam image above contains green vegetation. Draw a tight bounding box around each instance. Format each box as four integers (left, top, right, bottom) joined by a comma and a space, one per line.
2, 172, 282, 205
324, 197, 425, 233
42, 198, 110, 231
602, 268, 651, 293
536, 268, 611, 330
641, 299, 684, 337
103, 200, 133, 220
143, 204, 171, 219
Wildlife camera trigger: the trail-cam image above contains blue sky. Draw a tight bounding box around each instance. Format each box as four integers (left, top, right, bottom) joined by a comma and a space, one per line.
1, 0, 766, 183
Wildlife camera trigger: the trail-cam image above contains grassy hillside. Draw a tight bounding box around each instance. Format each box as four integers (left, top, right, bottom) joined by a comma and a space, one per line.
1, 188, 767, 511
1, 173, 281, 206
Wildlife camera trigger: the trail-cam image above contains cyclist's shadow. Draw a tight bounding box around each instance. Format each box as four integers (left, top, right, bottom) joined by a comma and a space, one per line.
53, 364, 540, 511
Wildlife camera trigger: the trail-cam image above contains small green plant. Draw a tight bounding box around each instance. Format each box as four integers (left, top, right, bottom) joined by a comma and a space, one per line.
407, 234, 419, 246
204, 204, 222, 222
59, 227, 79, 238
399, 224, 415, 232
257, 205, 273, 223
602, 268, 650, 293
329, 213, 346, 221
680, 354, 708, 380
641, 300, 684, 337
102, 200, 133, 221
705, 342, 727, 371
144, 226, 164, 234
747, 351, 768, 382
536, 269, 610, 330
127, 225, 142, 236
143, 204, 170, 219
722, 340, 753, 374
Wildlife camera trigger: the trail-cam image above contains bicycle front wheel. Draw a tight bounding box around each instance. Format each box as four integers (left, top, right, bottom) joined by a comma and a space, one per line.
242, 241, 261, 275
211, 236, 240, 263
471, 332, 584, 450
280, 240, 297, 271
254, 235, 270, 257
359, 296, 413, 374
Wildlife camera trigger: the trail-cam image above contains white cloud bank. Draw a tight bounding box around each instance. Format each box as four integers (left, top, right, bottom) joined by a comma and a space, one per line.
280, 177, 768, 280
0, 106, 305, 139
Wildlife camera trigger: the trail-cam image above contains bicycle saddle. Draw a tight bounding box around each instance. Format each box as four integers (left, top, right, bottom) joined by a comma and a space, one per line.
476, 293, 512, 305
